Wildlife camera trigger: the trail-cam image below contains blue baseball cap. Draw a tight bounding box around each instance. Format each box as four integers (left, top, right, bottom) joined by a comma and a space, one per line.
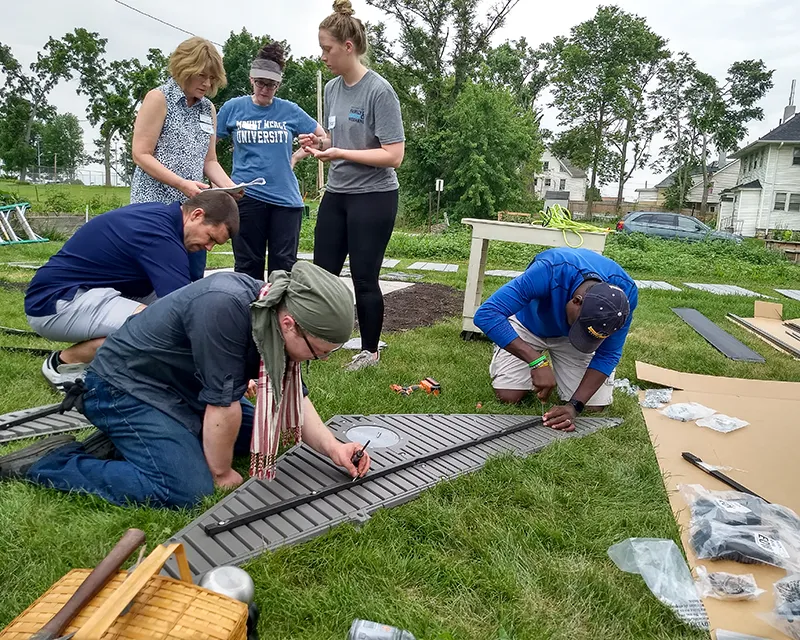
568, 282, 630, 353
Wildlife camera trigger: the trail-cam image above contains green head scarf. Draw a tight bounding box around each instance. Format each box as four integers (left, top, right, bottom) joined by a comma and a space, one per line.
250, 261, 354, 404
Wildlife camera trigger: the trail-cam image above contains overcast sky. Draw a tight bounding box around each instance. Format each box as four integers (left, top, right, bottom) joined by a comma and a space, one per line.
1, 0, 797, 197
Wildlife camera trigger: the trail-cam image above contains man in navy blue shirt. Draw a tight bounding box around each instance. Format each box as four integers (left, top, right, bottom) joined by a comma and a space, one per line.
474, 248, 637, 431
25, 191, 239, 388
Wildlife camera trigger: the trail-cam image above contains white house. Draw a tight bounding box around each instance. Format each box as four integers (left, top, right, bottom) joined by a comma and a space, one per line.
639, 155, 740, 213
532, 150, 587, 201
719, 101, 800, 236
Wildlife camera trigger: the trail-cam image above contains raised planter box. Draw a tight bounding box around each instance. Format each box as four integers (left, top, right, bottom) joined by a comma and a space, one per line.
764, 238, 800, 263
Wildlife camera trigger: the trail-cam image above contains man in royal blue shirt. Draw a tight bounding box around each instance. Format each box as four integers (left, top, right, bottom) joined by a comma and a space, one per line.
474, 248, 638, 432
25, 191, 239, 388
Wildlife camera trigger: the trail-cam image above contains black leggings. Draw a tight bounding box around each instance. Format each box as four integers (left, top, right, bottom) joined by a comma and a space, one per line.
233, 195, 303, 278
313, 190, 398, 353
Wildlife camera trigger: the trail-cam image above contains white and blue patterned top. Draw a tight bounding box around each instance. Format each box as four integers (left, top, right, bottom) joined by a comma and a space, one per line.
130, 78, 214, 205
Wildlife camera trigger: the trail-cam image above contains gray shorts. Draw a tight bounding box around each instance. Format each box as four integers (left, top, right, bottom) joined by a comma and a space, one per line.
27, 288, 156, 343
489, 316, 615, 407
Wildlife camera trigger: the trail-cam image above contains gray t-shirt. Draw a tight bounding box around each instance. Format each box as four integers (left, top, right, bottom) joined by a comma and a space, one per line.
89, 273, 264, 434
324, 70, 405, 194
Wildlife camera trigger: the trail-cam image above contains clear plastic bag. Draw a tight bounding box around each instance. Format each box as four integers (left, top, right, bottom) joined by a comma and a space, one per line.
689, 518, 800, 572
694, 565, 764, 600
715, 631, 769, 640
608, 538, 708, 629
680, 485, 800, 530
660, 402, 717, 422
759, 574, 800, 640
640, 388, 673, 409
695, 414, 749, 433
614, 378, 640, 396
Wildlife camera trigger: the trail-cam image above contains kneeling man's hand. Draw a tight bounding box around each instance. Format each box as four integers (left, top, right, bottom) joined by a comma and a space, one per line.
543, 404, 577, 432
530, 366, 557, 401
214, 468, 244, 489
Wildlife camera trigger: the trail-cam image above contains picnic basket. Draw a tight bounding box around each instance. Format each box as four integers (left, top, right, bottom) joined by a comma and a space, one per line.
0, 541, 248, 640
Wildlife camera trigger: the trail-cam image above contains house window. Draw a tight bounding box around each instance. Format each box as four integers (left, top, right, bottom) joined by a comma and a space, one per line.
710, 205, 716, 213
789, 194, 800, 212
774, 192, 787, 211
545, 178, 551, 187
559, 179, 566, 190
794, 148, 800, 166
542, 161, 549, 171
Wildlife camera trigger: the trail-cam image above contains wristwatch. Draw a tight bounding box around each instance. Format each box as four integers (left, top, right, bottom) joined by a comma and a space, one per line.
568, 398, 585, 414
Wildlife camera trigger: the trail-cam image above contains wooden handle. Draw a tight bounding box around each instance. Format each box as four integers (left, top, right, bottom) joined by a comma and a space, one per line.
73, 542, 192, 640
30, 528, 146, 640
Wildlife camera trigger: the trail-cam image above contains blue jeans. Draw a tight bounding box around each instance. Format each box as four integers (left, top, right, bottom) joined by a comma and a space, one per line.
28, 371, 254, 508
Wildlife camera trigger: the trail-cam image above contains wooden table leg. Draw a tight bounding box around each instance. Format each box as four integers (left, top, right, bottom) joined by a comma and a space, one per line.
462, 236, 489, 333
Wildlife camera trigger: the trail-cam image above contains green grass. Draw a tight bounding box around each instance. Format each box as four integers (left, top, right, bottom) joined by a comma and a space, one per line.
0, 179, 131, 215
1, 231, 800, 638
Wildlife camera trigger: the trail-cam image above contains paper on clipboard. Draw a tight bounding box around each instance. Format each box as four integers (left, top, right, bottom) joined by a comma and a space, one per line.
206, 178, 266, 193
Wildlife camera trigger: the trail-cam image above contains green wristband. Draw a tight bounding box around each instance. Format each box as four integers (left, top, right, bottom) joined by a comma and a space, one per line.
528, 355, 547, 368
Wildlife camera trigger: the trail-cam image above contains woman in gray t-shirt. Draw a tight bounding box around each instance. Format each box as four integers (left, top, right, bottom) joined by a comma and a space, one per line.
131, 36, 237, 279
300, 0, 405, 372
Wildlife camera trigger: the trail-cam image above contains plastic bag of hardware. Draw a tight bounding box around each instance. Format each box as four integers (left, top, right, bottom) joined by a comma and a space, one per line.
695, 414, 750, 433
660, 402, 716, 422
614, 378, 640, 396
714, 631, 769, 640
608, 538, 708, 629
694, 565, 764, 600
640, 388, 673, 409
680, 484, 800, 530
759, 574, 800, 640
689, 518, 800, 572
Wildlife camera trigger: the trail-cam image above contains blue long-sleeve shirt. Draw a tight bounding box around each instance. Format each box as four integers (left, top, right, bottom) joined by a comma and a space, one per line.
474, 248, 638, 376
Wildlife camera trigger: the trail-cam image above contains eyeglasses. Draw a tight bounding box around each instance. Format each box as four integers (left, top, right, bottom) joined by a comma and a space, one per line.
296, 325, 321, 361
253, 79, 279, 90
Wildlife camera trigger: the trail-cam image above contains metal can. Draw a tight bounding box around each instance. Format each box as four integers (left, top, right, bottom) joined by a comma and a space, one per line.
348, 619, 416, 640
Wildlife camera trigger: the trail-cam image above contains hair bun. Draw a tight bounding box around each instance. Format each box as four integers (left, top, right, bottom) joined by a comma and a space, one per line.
332, 0, 355, 16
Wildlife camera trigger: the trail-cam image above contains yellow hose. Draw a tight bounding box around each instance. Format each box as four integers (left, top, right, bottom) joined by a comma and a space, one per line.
534, 204, 610, 248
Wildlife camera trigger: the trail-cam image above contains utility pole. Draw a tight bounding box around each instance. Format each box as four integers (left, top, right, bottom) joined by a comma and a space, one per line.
316, 69, 324, 193
53, 153, 57, 182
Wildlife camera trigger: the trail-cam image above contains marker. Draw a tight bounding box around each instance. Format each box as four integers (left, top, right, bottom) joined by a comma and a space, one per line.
351, 440, 370, 481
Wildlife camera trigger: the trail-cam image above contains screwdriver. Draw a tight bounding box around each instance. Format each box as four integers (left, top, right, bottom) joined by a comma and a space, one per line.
351, 440, 370, 480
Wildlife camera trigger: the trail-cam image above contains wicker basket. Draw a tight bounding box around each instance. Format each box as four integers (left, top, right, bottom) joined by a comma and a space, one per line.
0, 542, 248, 640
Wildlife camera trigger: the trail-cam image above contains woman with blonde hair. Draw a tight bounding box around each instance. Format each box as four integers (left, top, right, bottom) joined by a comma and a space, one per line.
131, 36, 238, 279
300, 0, 405, 372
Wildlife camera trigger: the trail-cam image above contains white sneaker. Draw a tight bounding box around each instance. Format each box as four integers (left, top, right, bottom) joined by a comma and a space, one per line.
344, 350, 380, 372
41, 351, 88, 390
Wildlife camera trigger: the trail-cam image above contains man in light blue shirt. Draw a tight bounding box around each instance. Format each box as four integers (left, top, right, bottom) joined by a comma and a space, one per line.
474, 248, 637, 431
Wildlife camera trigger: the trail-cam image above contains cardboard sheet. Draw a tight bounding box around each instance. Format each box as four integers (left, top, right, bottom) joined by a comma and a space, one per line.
727, 302, 800, 359
637, 361, 800, 639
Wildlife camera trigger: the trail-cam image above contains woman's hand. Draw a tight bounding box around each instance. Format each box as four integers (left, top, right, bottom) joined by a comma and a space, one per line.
298, 132, 321, 149
304, 146, 343, 163
179, 179, 209, 198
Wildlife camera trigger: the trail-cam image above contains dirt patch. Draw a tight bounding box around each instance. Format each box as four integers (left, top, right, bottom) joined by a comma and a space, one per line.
353, 282, 462, 333
0, 279, 27, 293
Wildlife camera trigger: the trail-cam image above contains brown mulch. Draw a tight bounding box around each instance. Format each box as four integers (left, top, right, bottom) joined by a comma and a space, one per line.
353, 282, 462, 333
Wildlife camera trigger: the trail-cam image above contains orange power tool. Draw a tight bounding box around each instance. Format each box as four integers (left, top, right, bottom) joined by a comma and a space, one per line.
390, 378, 441, 396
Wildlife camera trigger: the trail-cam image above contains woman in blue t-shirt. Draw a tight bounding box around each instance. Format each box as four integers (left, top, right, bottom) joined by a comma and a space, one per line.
217, 43, 326, 277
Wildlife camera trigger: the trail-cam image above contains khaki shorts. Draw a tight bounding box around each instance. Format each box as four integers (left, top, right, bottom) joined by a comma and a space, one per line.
489, 316, 615, 406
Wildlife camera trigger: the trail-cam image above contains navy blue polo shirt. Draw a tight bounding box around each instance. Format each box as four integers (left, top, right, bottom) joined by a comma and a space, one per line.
25, 202, 193, 317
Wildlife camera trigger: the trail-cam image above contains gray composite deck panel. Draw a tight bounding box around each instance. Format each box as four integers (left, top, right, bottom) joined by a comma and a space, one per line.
672, 308, 765, 362
683, 283, 767, 297
0, 405, 92, 443
634, 280, 682, 291
164, 413, 621, 580
776, 289, 800, 302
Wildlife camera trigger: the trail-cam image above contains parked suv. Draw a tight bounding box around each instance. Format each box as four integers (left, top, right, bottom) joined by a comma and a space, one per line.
617, 211, 742, 243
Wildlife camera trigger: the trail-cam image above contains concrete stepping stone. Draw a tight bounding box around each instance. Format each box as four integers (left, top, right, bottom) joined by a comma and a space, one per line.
634, 280, 682, 291
684, 283, 770, 297
775, 289, 800, 302
408, 261, 458, 273
485, 270, 523, 278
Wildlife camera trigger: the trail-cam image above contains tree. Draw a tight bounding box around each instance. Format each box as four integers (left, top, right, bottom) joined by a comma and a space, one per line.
688, 60, 773, 213
548, 5, 669, 214
62, 29, 168, 186
440, 81, 541, 221
480, 38, 547, 113
0, 94, 51, 175
366, 0, 532, 218
0, 38, 75, 180
39, 112, 85, 179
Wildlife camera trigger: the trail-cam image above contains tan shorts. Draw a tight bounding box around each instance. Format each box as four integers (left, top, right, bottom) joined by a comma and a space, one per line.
489, 316, 615, 407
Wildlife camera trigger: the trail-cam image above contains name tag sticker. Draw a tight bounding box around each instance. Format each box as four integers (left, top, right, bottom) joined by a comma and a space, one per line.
199, 122, 214, 134
199, 113, 213, 125
328, 116, 336, 129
